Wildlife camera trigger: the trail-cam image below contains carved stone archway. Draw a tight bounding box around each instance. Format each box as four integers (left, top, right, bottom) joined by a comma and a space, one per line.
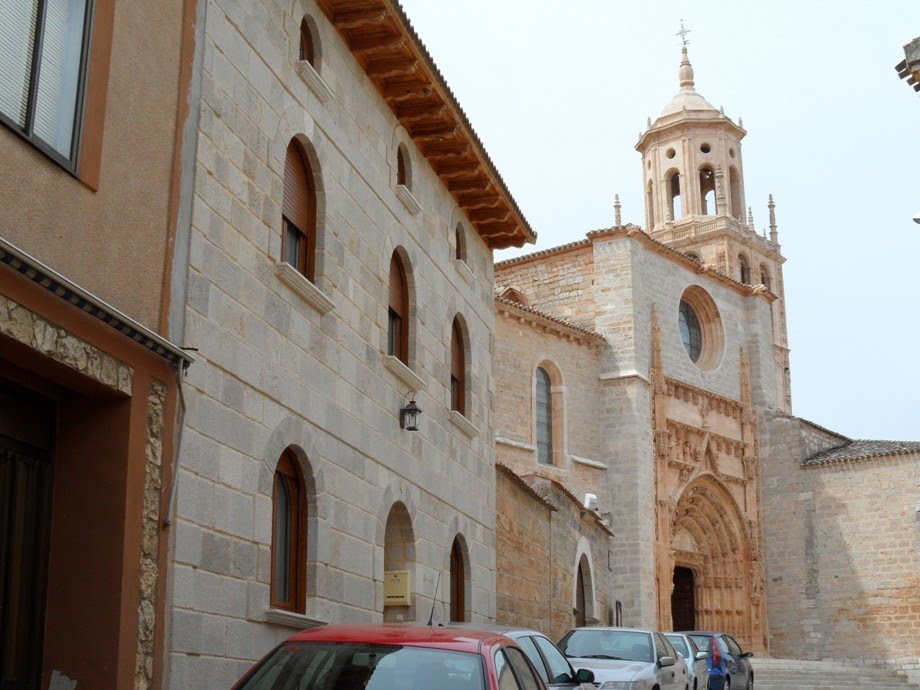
670, 476, 752, 644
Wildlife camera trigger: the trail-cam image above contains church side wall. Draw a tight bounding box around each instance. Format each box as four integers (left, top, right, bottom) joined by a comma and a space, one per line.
762, 417, 920, 672
166, 1, 498, 686
495, 245, 596, 328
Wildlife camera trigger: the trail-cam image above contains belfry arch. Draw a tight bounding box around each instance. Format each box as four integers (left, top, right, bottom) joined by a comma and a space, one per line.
669, 476, 753, 643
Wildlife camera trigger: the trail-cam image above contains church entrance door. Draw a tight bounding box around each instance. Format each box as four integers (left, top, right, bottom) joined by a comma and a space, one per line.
671, 566, 696, 631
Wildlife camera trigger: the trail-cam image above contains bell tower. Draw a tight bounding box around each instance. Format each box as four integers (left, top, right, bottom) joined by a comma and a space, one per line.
636, 46, 792, 410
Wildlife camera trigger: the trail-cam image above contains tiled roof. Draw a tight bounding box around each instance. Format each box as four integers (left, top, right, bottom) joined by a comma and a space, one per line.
495, 463, 555, 511
804, 439, 920, 466
494, 296, 606, 342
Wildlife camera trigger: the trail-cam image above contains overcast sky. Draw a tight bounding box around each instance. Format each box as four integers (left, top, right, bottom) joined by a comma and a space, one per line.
399, 0, 920, 441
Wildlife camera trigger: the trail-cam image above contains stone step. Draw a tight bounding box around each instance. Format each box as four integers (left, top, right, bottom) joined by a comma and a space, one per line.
749, 657, 920, 690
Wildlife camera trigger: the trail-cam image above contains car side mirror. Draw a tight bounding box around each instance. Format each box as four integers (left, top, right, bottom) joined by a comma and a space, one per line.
741, 651, 754, 658
696, 651, 708, 661
658, 655, 676, 668
574, 668, 595, 683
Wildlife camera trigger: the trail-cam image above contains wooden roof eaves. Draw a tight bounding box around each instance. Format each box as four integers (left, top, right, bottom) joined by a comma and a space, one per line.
318, 0, 536, 250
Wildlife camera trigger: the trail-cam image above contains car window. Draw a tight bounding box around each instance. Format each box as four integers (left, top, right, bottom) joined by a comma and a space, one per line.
237, 641, 485, 690
504, 647, 543, 690
558, 629, 653, 663
688, 635, 711, 653
533, 635, 574, 684
686, 636, 699, 655
495, 649, 521, 690
665, 634, 689, 658
515, 637, 549, 683
655, 633, 677, 659
725, 636, 743, 657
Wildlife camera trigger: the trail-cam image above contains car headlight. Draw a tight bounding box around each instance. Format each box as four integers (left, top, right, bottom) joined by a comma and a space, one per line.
599, 683, 634, 690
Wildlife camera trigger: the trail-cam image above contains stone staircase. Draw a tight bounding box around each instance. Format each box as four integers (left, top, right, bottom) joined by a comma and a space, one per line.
750, 658, 920, 690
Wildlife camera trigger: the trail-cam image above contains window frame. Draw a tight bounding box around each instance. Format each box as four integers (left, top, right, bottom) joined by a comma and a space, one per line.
535, 367, 553, 465
270, 450, 307, 613
298, 17, 315, 65
678, 299, 703, 363
281, 139, 317, 281
0, 0, 95, 171
388, 252, 409, 364
450, 318, 466, 416
449, 537, 465, 622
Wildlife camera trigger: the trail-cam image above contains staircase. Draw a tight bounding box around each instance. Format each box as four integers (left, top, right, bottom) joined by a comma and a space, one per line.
751, 658, 920, 690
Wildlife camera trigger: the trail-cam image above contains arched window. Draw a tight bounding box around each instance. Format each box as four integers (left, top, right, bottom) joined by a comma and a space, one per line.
388, 252, 409, 363
272, 450, 306, 612
739, 254, 750, 284
679, 300, 702, 363
449, 537, 466, 622
396, 145, 409, 188
759, 264, 771, 290
667, 171, 682, 220
647, 180, 656, 229
535, 367, 553, 465
299, 18, 315, 65
451, 318, 466, 416
455, 223, 466, 262
729, 166, 742, 220
283, 139, 317, 280
699, 166, 715, 215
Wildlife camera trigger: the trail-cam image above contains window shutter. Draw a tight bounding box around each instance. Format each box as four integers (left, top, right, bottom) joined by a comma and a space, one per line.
451, 320, 464, 413
283, 141, 313, 233
389, 255, 405, 316
0, 0, 39, 128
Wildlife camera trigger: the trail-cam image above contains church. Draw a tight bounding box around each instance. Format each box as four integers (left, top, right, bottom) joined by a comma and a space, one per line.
491, 44, 920, 679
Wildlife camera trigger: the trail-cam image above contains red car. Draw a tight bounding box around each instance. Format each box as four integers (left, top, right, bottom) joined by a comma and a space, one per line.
231, 623, 551, 690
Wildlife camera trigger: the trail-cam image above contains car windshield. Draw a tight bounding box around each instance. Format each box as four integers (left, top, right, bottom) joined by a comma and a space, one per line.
688, 635, 711, 653
557, 630, 654, 664
665, 635, 689, 658
236, 641, 485, 690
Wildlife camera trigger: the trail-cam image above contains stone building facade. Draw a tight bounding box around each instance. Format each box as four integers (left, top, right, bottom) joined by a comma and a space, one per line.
163, 0, 533, 686
492, 44, 920, 678
0, 0, 196, 688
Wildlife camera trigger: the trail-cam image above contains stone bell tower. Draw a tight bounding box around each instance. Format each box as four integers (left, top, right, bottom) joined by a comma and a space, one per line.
635, 46, 792, 411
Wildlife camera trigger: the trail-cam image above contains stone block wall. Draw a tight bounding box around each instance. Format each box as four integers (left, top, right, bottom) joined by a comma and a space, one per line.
495, 468, 616, 642
495, 244, 595, 328
167, 0, 501, 686
761, 415, 920, 671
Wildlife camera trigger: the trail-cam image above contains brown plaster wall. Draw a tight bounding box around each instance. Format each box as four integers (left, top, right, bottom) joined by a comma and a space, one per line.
1, 266, 180, 690
0, 0, 188, 330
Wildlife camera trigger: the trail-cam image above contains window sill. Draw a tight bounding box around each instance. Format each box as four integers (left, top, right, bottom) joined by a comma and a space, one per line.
395, 184, 421, 216
384, 355, 425, 391
263, 608, 327, 630
455, 259, 475, 286
449, 410, 478, 438
275, 262, 336, 315
571, 454, 608, 470
294, 60, 333, 104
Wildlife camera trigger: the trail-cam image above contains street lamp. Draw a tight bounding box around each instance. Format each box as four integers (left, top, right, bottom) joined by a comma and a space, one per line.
399, 393, 421, 431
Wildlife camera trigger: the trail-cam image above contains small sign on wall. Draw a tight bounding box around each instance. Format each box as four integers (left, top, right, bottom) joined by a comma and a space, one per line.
384, 569, 411, 606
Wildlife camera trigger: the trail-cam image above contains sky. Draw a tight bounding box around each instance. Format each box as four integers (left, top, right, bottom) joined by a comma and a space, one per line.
398, 0, 920, 441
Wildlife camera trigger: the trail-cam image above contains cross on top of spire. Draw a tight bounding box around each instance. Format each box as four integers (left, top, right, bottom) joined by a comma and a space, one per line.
676, 20, 691, 46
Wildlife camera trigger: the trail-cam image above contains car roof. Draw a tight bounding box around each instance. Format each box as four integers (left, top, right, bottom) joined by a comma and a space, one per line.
286, 624, 508, 654
440, 622, 547, 639
680, 631, 724, 636
565, 627, 654, 635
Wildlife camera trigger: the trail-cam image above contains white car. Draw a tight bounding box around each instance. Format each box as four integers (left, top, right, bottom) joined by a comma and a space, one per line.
665, 633, 710, 690
557, 627, 690, 690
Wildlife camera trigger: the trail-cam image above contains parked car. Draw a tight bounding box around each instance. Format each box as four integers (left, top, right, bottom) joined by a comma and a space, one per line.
230, 623, 552, 690
681, 631, 753, 690
665, 632, 709, 690
443, 623, 595, 689
557, 627, 690, 690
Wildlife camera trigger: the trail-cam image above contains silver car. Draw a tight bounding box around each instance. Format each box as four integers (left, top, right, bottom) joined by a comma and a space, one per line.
665, 633, 709, 690
443, 623, 596, 689
557, 627, 690, 690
